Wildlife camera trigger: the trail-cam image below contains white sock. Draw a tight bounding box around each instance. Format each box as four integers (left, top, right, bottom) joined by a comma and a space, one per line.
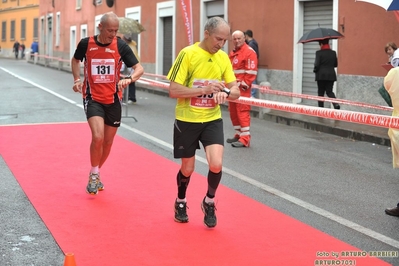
90, 166, 99, 174
176, 198, 186, 203
205, 196, 214, 204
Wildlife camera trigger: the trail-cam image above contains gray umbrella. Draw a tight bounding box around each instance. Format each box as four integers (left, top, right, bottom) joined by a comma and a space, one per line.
118, 17, 145, 35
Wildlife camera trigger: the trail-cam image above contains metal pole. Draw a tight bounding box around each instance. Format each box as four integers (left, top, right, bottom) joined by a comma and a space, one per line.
122, 84, 137, 122
124, 86, 129, 117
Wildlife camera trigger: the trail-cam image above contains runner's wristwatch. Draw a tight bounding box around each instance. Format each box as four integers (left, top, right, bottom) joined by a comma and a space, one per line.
222, 87, 230, 97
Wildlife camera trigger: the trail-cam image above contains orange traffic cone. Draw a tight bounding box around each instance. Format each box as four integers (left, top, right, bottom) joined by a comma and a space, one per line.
63, 252, 77, 266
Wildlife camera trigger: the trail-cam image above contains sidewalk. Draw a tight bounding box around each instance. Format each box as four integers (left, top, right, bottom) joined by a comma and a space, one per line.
17, 56, 392, 147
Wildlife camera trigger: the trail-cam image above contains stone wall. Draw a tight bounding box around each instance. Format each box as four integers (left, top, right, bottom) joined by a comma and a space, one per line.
337, 74, 390, 116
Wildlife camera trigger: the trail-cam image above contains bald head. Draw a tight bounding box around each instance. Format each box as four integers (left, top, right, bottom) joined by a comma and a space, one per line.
232, 30, 245, 50
100, 12, 119, 27
98, 12, 119, 44
232, 30, 245, 38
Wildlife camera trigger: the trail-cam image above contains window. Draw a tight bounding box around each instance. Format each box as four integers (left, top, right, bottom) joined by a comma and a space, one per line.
81, 24, 87, 39
76, 0, 82, 9
21, 19, 26, 40
93, 0, 102, 6
33, 18, 38, 39
10, 20, 15, 41
56, 12, 60, 46
94, 14, 102, 35
47, 16, 52, 31
1, 21, 6, 41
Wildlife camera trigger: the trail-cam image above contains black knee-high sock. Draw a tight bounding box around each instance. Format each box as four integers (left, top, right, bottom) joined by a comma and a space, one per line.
206, 170, 222, 198
177, 170, 190, 199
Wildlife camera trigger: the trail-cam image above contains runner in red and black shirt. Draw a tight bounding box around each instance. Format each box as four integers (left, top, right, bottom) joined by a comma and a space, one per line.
71, 12, 144, 195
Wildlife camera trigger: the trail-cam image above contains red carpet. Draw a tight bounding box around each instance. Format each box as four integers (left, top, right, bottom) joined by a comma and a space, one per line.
0, 123, 390, 266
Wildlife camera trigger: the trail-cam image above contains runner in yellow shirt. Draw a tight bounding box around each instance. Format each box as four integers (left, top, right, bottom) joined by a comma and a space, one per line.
167, 16, 240, 228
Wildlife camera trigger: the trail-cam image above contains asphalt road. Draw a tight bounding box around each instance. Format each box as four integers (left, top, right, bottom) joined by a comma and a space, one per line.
1, 59, 399, 265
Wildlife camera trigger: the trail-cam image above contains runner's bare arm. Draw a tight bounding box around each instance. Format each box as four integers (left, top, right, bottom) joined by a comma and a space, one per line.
71, 58, 81, 82
71, 58, 82, 93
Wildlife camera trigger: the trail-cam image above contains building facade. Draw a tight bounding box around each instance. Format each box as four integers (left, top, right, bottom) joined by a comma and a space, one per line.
0, 0, 40, 57
34, 0, 399, 112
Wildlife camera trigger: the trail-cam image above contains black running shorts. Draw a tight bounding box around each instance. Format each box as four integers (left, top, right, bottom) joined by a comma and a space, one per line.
84, 99, 122, 127
173, 118, 224, 158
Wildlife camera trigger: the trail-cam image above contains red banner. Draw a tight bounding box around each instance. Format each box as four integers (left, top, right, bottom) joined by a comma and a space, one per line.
180, 0, 193, 45
395, 11, 399, 23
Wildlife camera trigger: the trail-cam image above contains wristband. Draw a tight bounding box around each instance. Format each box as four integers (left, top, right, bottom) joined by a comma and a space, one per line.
74, 78, 81, 83
222, 87, 231, 97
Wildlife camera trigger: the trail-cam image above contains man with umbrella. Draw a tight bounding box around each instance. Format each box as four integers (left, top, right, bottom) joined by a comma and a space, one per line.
298, 27, 343, 109
313, 39, 340, 109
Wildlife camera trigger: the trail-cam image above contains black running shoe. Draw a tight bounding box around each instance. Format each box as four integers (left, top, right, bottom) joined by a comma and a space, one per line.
174, 200, 189, 223
201, 198, 217, 228
226, 137, 239, 143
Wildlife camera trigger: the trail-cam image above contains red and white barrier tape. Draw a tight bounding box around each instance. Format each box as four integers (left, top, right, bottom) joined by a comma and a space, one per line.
238, 97, 399, 129
137, 76, 399, 129
35, 54, 70, 63
142, 73, 168, 80
32, 55, 394, 127
253, 84, 392, 112
138, 77, 169, 89
140, 72, 392, 112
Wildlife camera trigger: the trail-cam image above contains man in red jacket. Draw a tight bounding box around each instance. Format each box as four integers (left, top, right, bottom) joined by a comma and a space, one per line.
227, 30, 258, 147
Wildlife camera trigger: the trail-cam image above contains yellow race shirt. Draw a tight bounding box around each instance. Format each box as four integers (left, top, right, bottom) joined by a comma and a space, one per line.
167, 42, 236, 123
